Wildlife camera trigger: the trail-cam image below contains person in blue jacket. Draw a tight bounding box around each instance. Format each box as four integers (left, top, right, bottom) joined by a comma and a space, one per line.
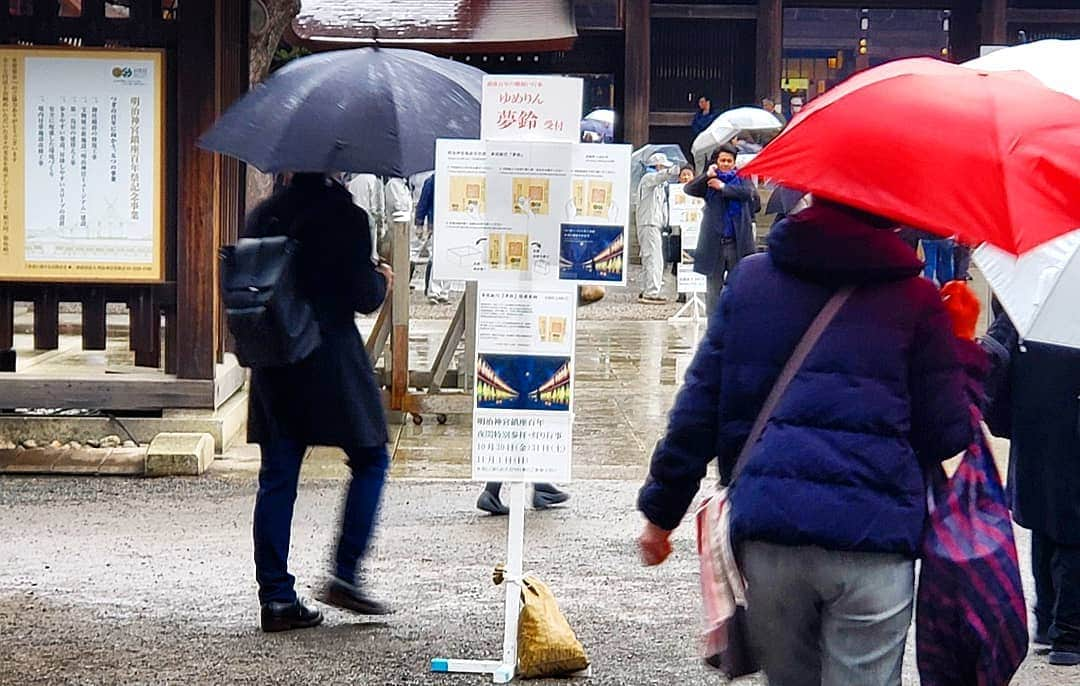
637, 198, 985, 685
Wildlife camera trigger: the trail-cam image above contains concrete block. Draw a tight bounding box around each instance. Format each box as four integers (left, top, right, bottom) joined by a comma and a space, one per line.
145, 433, 215, 477
95, 448, 148, 476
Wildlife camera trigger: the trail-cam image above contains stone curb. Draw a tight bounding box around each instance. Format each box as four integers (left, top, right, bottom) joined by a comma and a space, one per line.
0, 446, 147, 475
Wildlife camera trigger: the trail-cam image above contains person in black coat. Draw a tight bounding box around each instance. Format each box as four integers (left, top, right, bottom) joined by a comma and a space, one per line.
683, 144, 761, 315
983, 313, 1080, 666
243, 173, 394, 632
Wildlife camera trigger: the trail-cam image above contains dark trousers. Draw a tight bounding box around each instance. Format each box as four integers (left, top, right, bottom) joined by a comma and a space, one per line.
254, 437, 389, 604
1032, 530, 1080, 649
953, 243, 972, 281
705, 240, 740, 316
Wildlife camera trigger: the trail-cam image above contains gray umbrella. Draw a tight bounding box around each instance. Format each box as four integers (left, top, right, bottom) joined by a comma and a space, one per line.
630, 144, 688, 192
199, 48, 483, 177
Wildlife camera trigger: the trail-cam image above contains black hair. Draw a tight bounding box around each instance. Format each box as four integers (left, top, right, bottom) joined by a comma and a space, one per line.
713, 144, 738, 162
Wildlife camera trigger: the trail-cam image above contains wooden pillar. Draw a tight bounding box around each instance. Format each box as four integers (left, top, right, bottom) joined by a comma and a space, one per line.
623, 0, 650, 148
980, 0, 1007, 47
130, 288, 161, 368
950, 1, 980, 63
0, 287, 14, 372
390, 218, 410, 411
175, 0, 218, 379
81, 289, 107, 351
214, 0, 249, 363
33, 288, 59, 351
756, 0, 783, 103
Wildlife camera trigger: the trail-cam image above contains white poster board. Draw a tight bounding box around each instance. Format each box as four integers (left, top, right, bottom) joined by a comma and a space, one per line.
2, 47, 165, 282
559, 144, 631, 284
472, 283, 576, 483
481, 76, 583, 143
677, 262, 707, 294
432, 138, 571, 283
669, 185, 704, 251
432, 139, 631, 286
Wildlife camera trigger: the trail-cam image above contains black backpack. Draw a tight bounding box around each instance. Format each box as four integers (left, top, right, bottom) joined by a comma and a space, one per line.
220, 229, 321, 369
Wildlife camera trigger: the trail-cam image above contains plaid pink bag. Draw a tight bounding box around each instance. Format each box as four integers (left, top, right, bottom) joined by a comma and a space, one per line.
696, 488, 758, 678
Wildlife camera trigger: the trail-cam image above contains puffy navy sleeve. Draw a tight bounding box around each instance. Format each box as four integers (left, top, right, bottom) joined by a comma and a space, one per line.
637, 284, 729, 530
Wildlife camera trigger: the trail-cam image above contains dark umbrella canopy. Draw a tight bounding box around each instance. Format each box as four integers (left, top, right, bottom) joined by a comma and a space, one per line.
199, 48, 483, 177
765, 185, 806, 215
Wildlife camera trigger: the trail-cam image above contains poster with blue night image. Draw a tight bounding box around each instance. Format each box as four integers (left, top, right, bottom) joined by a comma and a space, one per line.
559, 223, 624, 282
476, 353, 572, 412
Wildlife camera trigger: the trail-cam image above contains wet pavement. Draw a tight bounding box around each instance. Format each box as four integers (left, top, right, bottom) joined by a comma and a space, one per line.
0, 473, 1069, 686
4, 264, 1055, 684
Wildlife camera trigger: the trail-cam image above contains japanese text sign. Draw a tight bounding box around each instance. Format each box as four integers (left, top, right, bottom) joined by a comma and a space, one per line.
0, 47, 165, 282
481, 76, 583, 144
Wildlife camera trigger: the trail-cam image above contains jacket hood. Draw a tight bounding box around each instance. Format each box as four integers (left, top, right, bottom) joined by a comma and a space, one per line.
768, 204, 924, 285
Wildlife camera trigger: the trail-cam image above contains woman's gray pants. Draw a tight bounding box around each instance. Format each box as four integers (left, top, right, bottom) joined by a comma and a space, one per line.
740, 541, 915, 686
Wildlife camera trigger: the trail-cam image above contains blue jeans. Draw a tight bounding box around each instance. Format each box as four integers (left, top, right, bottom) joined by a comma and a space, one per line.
253, 437, 389, 604
921, 238, 955, 286
740, 541, 914, 686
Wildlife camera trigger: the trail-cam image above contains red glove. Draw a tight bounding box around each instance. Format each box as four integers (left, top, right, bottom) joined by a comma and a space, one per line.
941, 280, 980, 340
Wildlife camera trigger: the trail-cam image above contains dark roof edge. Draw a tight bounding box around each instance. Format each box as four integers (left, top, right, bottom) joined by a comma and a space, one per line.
285, 24, 577, 54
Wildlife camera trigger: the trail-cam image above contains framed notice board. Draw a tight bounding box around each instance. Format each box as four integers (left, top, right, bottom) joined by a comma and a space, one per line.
0, 47, 166, 282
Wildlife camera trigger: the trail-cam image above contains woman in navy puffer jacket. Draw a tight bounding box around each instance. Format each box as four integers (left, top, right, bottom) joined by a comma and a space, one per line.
637, 199, 986, 686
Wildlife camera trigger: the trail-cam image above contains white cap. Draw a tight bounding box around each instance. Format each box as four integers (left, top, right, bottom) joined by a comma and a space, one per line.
646, 152, 673, 169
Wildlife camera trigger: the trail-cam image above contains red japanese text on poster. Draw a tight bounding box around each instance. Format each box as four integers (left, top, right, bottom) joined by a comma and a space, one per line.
480, 76, 583, 144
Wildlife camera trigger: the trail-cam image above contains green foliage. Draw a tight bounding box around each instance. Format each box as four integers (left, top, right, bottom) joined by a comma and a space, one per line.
271, 45, 310, 73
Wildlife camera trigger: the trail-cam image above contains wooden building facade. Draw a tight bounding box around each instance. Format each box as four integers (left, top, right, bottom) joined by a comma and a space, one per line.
292, 0, 1080, 150
0, 0, 249, 410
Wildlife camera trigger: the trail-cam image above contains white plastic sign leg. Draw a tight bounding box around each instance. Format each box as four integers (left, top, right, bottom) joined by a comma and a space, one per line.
495, 482, 526, 683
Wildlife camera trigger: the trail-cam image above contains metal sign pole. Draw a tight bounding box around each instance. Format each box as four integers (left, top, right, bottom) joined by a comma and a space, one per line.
430, 481, 525, 683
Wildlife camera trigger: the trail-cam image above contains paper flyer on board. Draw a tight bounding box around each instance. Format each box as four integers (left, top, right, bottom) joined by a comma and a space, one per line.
432, 138, 573, 283
433, 139, 631, 286
472, 283, 576, 483
558, 144, 631, 285
669, 185, 706, 294
668, 184, 704, 251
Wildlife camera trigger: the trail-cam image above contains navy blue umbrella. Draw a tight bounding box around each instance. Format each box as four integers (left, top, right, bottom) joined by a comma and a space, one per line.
199, 48, 483, 177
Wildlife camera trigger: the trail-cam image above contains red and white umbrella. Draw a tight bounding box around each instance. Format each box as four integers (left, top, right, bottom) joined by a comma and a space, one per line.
964, 40, 1080, 348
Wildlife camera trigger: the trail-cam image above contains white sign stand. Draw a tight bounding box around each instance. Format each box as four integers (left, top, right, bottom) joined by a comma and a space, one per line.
431, 76, 595, 684
431, 482, 526, 683
669, 292, 707, 323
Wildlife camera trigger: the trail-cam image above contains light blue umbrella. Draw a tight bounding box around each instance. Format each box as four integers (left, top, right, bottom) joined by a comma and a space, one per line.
630, 144, 688, 192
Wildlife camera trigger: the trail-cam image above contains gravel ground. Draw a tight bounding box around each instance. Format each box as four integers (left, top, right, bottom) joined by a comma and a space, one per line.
0, 474, 1070, 685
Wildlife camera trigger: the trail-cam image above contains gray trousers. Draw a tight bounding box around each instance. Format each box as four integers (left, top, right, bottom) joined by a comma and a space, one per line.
740, 541, 914, 686
705, 241, 740, 315
637, 223, 664, 298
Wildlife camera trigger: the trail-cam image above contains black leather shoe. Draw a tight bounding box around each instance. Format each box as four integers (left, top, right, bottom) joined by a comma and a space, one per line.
317, 577, 392, 616
532, 484, 569, 510
1049, 649, 1080, 666
260, 597, 324, 633
477, 491, 510, 516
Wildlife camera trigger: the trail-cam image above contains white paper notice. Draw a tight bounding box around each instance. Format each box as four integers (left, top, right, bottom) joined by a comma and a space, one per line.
559, 144, 631, 285
669, 186, 704, 251
23, 56, 158, 266
480, 75, 582, 144
432, 138, 572, 283
677, 262, 707, 294
472, 283, 577, 483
